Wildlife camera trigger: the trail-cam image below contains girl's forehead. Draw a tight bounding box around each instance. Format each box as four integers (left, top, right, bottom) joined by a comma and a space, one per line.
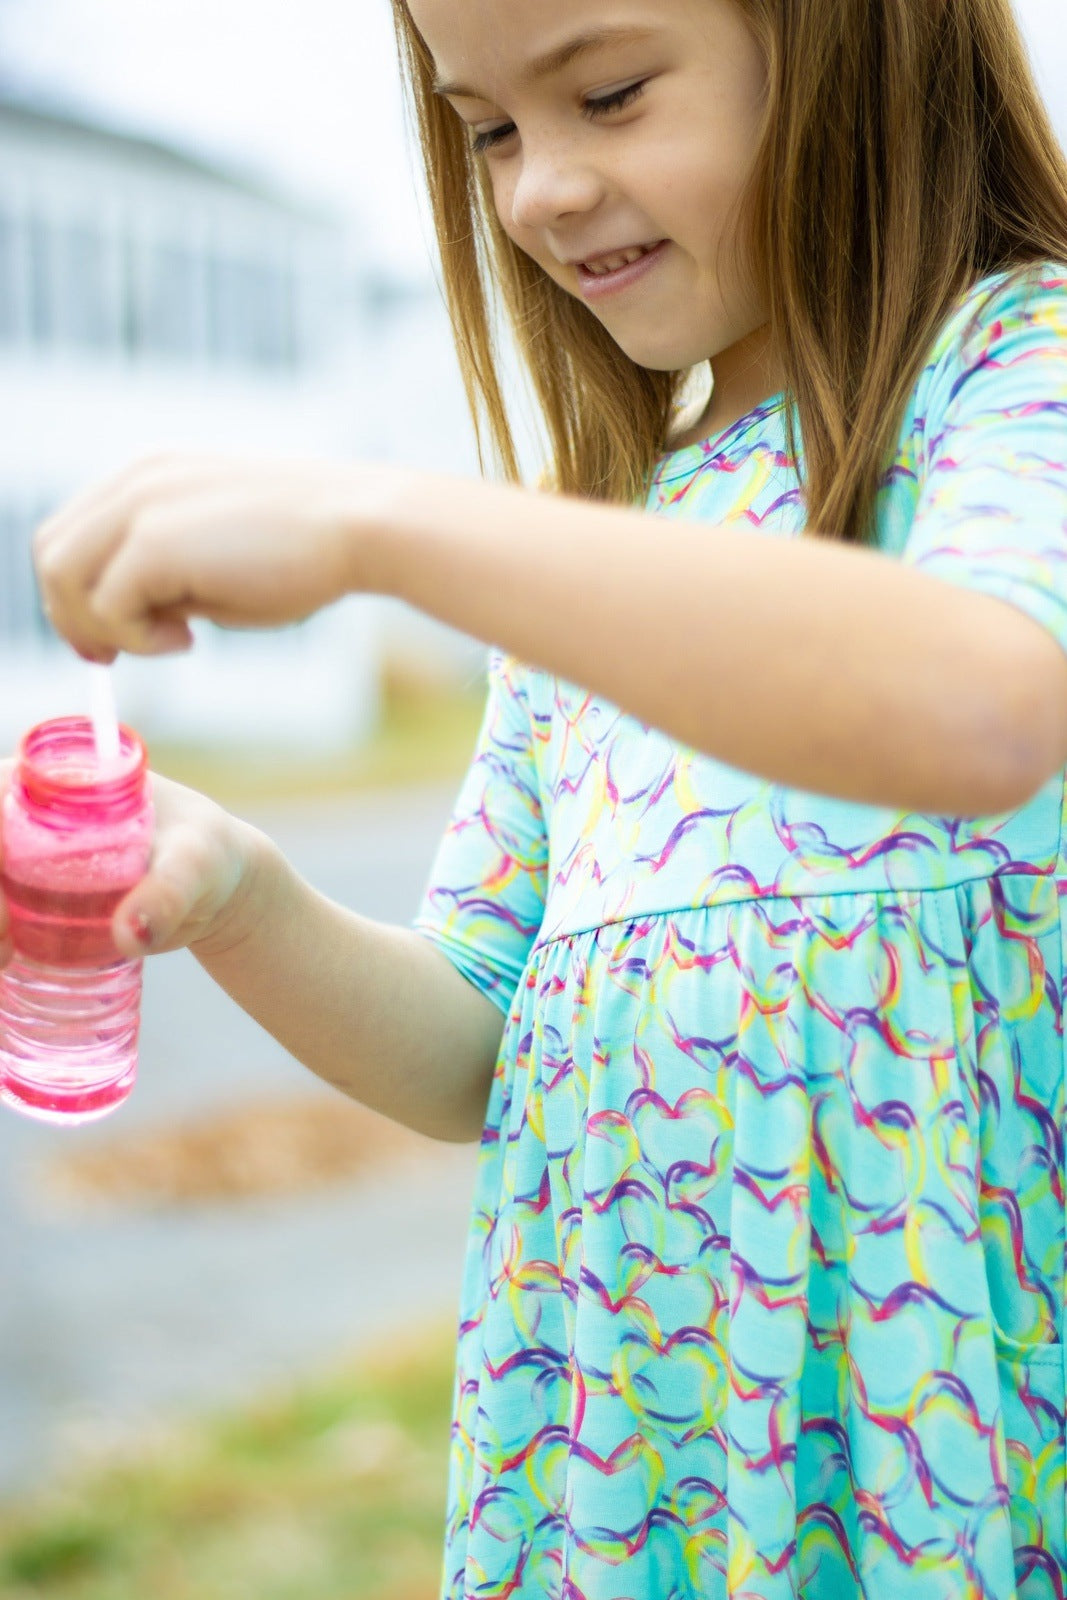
407, 0, 702, 92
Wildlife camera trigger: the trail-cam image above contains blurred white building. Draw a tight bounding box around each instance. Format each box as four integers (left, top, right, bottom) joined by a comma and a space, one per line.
0, 85, 486, 756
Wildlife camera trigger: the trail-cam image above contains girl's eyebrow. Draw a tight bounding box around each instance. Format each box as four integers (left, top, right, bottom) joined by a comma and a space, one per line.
433, 24, 658, 99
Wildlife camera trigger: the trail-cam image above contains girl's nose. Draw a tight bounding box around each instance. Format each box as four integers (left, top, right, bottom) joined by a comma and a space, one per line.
508, 141, 604, 231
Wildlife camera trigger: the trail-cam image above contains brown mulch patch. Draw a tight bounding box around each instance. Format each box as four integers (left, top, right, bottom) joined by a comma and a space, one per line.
32, 1095, 450, 1213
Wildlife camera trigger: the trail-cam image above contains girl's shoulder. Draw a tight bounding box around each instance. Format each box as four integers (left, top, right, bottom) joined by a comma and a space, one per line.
925, 257, 1067, 378
905, 257, 1067, 459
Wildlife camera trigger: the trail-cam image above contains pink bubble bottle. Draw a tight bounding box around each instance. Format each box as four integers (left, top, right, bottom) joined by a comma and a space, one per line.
0, 716, 153, 1124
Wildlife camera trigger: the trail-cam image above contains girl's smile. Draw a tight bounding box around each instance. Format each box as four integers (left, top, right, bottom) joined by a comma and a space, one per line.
573, 238, 669, 298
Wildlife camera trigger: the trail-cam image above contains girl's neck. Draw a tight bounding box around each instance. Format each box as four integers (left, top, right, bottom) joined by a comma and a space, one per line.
669, 324, 785, 450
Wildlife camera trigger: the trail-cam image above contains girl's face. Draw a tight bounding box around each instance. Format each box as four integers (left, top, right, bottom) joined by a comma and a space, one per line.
407, 0, 773, 382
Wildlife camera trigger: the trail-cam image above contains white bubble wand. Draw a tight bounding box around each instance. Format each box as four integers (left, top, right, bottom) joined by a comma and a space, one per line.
88, 662, 121, 768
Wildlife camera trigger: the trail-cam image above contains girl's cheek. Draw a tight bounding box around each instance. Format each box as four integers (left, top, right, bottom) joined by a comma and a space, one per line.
489, 165, 527, 231
490, 176, 515, 229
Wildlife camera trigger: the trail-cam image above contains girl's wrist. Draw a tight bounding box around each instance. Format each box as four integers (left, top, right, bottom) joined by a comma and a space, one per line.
337, 461, 408, 601
343, 464, 481, 604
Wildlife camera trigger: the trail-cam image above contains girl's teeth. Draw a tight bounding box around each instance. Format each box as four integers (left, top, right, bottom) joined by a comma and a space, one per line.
585, 245, 653, 276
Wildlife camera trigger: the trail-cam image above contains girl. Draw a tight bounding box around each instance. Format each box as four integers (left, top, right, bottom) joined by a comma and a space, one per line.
22, 0, 1067, 1593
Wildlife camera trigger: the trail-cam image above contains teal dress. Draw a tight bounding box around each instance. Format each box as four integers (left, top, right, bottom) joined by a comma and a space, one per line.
415, 263, 1067, 1598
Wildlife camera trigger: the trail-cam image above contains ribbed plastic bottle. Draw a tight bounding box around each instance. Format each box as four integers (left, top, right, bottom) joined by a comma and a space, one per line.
0, 716, 153, 1124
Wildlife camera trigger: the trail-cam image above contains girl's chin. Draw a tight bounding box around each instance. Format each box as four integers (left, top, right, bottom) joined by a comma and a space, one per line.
581, 297, 720, 370
598, 329, 719, 373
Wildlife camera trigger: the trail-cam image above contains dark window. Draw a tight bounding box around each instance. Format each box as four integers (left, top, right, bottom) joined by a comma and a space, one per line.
208, 255, 296, 369
0, 212, 20, 345
58, 224, 114, 350
121, 233, 144, 357
144, 243, 203, 359
0, 503, 49, 643
28, 216, 55, 346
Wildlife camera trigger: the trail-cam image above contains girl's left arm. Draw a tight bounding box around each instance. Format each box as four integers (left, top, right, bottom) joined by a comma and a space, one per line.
32, 456, 1067, 820
359, 470, 1067, 819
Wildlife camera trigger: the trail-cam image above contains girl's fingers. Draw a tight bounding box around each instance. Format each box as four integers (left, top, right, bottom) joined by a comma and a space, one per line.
35, 521, 127, 660
87, 499, 219, 654
88, 489, 329, 650
110, 826, 217, 959
34, 455, 250, 656
33, 451, 370, 657
109, 778, 248, 960
34, 458, 176, 613
35, 453, 238, 560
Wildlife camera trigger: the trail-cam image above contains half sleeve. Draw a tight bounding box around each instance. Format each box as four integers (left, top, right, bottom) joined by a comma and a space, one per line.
900, 264, 1067, 657
413, 649, 549, 1017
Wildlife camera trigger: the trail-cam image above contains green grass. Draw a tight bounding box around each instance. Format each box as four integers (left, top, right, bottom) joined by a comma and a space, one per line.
0, 1323, 458, 1600
149, 677, 487, 808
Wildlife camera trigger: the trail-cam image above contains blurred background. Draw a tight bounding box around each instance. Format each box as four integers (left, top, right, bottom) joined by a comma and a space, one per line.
0, 0, 499, 756
0, 0, 1064, 1596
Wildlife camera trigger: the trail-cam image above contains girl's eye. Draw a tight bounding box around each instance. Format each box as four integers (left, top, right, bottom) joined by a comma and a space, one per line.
471, 122, 517, 156
582, 80, 648, 120
469, 79, 648, 156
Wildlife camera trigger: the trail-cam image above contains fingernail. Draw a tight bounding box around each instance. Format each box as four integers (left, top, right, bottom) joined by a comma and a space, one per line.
131, 912, 154, 948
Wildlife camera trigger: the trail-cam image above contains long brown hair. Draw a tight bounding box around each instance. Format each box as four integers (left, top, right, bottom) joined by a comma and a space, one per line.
392, 0, 1067, 544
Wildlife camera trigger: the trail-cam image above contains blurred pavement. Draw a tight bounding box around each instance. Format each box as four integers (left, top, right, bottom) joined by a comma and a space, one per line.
0, 780, 481, 1501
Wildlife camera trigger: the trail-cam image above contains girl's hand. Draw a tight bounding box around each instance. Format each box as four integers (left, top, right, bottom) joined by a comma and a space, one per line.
0, 764, 263, 969
108, 773, 263, 961
32, 453, 400, 662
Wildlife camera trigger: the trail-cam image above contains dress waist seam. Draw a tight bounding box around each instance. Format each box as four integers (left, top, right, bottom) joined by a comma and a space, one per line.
532, 866, 1065, 953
